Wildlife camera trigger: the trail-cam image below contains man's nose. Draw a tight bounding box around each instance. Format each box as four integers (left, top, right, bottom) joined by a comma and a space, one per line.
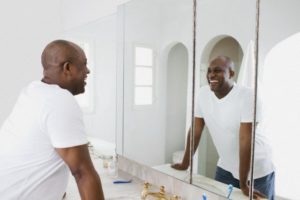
86, 67, 91, 74
207, 71, 215, 78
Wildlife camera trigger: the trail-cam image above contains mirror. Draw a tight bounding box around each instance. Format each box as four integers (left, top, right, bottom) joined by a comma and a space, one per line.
118, 0, 292, 199
191, 0, 259, 198
257, 1, 300, 199
118, 0, 194, 183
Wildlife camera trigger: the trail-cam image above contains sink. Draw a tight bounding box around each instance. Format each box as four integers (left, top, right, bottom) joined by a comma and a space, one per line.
192, 174, 226, 196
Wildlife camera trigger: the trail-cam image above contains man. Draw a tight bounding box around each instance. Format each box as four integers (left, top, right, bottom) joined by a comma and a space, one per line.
0, 40, 105, 200
172, 56, 275, 199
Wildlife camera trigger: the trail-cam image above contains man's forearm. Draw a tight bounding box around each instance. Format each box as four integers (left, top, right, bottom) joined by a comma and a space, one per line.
239, 123, 252, 189
181, 129, 191, 166
239, 141, 251, 188
75, 170, 105, 200
182, 127, 202, 165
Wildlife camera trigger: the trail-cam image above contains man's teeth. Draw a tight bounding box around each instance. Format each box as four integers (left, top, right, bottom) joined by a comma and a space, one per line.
210, 80, 218, 83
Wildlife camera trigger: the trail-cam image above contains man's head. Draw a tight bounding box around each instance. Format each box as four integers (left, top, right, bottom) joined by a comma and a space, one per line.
206, 56, 235, 97
41, 39, 90, 95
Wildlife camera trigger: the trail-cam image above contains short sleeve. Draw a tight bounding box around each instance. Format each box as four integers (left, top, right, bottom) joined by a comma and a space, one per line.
45, 92, 88, 148
241, 88, 262, 123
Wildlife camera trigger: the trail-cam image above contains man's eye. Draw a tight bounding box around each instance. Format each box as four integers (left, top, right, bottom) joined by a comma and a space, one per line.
214, 69, 222, 73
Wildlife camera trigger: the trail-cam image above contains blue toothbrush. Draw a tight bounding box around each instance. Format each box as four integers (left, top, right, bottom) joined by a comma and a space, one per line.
227, 184, 233, 199
113, 179, 132, 184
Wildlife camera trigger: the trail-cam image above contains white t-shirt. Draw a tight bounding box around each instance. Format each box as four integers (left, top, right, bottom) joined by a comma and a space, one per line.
195, 85, 274, 179
0, 81, 88, 200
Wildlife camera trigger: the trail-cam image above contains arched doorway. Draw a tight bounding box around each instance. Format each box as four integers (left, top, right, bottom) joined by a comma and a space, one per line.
165, 43, 189, 163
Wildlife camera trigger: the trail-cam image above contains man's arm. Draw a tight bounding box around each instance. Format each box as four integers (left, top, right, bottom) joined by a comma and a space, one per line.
239, 122, 266, 199
56, 144, 105, 200
171, 117, 205, 170
239, 122, 252, 194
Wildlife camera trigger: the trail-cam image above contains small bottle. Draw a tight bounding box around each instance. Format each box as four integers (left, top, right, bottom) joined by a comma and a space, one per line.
102, 155, 113, 169
108, 155, 118, 177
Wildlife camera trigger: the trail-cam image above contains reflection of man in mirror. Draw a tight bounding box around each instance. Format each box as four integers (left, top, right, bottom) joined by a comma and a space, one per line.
172, 56, 275, 199
0, 40, 105, 199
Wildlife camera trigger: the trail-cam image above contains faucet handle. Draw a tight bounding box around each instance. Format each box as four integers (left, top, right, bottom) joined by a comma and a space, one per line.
171, 195, 181, 200
141, 182, 151, 200
159, 186, 166, 195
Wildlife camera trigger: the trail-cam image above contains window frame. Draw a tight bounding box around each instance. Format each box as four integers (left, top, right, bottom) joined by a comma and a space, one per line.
133, 43, 155, 109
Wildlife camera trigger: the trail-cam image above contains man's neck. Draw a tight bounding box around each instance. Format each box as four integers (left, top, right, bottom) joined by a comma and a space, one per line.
214, 84, 234, 99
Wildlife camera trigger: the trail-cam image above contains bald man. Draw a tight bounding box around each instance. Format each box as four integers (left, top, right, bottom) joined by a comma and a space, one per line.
172, 56, 275, 199
0, 40, 104, 200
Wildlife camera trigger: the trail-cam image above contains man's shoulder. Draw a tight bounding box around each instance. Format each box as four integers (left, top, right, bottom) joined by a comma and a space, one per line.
234, 85, 253, 96
197, 85, 212, 99
34, 81, 72, 98
28, 81, 76, 106
198, 85, 211, 93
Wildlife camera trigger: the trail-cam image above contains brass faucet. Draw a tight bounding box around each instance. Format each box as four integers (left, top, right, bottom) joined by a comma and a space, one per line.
141, 182, 181, 200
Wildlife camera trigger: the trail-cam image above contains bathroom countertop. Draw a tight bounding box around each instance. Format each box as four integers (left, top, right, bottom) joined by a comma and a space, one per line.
153, 163, 249, 200
65, 158, 143, 200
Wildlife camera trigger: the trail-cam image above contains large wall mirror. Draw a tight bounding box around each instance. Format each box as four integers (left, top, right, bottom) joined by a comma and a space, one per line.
117, 0, 259, 199
117, 0, 300, 199
117, 0, 194, 184
191, 0, 258, 198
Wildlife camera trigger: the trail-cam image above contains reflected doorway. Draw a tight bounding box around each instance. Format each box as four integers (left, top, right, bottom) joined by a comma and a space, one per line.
165, 43, 188, 163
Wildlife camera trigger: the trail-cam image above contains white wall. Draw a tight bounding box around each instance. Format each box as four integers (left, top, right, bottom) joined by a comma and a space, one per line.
259, 1, 300, 199
122, 0, 165, 166
259, 0, 300, 75
63, 15, 117, 144
0, 0, 119, 145
119, 0, 193, 166
196, 0, 257, 70
61, 0, 133, 31
62, 0, 117, 31
0, 0, 63, 124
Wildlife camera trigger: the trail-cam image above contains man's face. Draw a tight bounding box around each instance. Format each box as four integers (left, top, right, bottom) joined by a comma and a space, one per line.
69, 50, 90, 95
206, 59, 234, 93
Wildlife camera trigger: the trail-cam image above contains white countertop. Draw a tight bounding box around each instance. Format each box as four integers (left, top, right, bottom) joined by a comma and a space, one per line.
65, 157, 143, 200
153, 163, 249, 200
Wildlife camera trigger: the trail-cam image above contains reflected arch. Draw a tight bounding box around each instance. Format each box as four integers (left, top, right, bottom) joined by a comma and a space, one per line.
163, 42, 189, 163
200, 35, 244, 86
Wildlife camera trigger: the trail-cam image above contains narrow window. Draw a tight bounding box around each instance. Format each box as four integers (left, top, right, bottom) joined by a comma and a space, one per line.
134, 46, 154, 106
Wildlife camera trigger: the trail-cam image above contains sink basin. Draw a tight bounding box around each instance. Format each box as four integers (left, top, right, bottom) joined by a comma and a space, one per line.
192, 174, 226, 196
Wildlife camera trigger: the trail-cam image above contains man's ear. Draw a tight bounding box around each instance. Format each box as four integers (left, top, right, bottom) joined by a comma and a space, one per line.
62, 61, 72, 76
229, 69, 235, 79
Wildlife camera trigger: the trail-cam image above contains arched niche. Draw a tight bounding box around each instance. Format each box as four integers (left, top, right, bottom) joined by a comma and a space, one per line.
164, 42, 189, 163
200, 35, 244, 86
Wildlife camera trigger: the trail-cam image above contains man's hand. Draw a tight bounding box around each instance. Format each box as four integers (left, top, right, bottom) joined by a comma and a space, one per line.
240, 185, 268, 200
171, 162, 189, 170
171, 118, 205, 171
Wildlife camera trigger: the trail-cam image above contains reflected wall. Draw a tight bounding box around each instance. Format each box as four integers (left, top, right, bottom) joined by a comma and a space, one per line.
258, 1, 300, 199
118, 0, 193, 167
193, 0, 256, 182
